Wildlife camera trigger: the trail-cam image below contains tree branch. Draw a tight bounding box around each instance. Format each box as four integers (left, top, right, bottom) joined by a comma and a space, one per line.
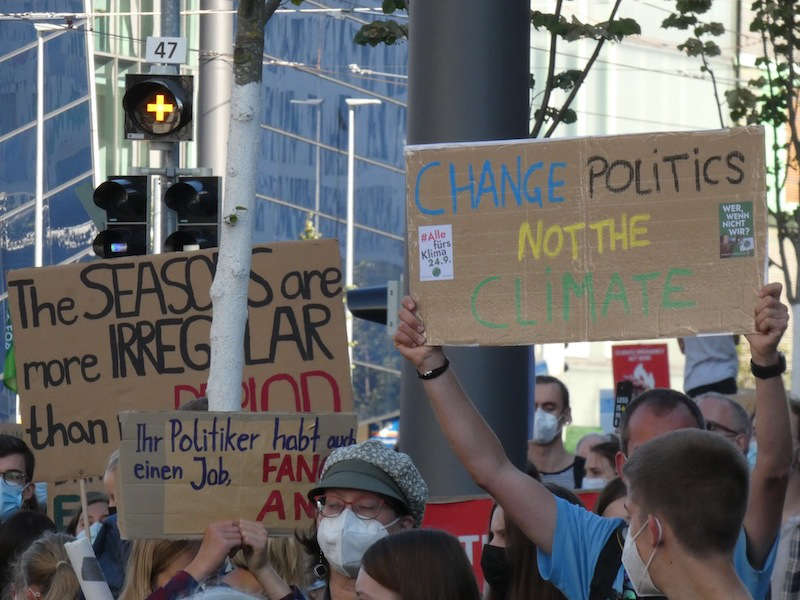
699, 50, 725, 128
531, 0, 563, 138
544, 0, 623, 138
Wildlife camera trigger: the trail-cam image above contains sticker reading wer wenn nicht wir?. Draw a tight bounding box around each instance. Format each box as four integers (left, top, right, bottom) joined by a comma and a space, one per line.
418, 225, 454, 281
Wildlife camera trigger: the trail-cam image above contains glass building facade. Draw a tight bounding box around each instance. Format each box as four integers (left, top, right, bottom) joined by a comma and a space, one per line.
0, 0, 98, 421
0, 0, 408, 421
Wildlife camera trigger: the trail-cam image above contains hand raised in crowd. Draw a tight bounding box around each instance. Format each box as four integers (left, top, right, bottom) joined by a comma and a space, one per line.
747, 282, 789, 364
184, 520, 242, 583
236, 519, 293, 600
394, 296, 446, 372
237, 519, 269, 573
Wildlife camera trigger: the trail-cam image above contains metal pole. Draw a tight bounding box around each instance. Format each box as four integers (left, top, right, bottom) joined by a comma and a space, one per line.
314, 104, 321, 229
403, 0, 531, 499
198, 0, 233, 177
344, 98, 380, 362
33, 25, 59, 267
35, 30, 44, 268
290, 98, 324, 228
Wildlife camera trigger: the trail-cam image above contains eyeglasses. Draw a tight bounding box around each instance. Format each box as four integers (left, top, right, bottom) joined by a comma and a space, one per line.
706, 420, 743, 439
314, 493, 387, 520
0, 470, 26, 487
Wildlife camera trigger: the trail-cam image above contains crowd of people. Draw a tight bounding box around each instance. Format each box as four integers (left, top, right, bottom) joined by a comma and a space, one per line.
0, 283, 798, 600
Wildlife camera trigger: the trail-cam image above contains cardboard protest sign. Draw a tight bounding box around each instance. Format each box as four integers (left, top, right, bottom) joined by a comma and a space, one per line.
406, 127, 766, 345
0, 423, 24, 439
118, 411, 357, 537
7, 240, 352, 481
611, 343, 670, 398
47, 477, 105, 531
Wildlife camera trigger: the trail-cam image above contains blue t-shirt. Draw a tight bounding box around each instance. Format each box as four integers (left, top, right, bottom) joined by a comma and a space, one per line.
537, 497, 778, 600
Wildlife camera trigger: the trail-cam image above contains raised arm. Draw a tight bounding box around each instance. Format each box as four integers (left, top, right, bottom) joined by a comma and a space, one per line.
744, 282, 791, 567
394, 296, 558, 553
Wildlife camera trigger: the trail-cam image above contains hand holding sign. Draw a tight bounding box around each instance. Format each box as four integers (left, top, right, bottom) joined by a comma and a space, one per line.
746, 283, 789, 366
394, 296, 446, 374
184, 521, 242, 583
238, 519, 268, 572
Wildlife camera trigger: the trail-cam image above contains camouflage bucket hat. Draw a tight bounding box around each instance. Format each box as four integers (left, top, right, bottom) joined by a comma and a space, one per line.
308, 439, 429, 526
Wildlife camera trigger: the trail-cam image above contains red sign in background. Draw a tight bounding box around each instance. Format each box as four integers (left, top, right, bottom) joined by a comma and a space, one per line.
611, 343, 670, 395
422, 491, 601, 589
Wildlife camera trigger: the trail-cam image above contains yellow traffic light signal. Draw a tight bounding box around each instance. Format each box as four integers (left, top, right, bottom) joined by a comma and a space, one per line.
123, 74, 193, 141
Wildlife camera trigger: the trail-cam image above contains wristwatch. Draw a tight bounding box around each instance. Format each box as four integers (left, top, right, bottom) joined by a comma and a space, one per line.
750, 352, 786, 379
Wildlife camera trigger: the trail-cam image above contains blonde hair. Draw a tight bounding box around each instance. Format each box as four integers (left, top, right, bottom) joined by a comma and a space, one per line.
10, 532, 79, 600
268, 536, 312, 590
119, 539, 200, 600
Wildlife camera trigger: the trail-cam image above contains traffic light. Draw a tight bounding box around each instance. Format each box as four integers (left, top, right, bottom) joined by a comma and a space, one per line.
123, 74, 193, 142
92, 176, 148, 258
346, 281, 400, 333
164, 177, 220, 251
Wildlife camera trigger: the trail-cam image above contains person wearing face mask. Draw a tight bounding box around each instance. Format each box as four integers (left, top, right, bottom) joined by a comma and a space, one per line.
0, 434, 39, 520
296, 439, 428, 600
621, 429, 751, 599
582, 440, 619, 490
66, 492, 109, 540
527, 376, 585, 490
482, 484, 581, 600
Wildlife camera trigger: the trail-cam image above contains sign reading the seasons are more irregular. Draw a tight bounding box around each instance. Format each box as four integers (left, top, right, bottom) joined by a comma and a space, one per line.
118, 411, 357, 538
6, 240, 352, 482
406, 127, 766, 345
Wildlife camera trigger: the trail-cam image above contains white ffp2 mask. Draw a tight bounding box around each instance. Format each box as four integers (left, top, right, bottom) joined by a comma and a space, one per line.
317, 508, 395, 578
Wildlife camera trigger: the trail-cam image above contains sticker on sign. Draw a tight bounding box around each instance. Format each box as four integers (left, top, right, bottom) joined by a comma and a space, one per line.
145, 37, 187, 65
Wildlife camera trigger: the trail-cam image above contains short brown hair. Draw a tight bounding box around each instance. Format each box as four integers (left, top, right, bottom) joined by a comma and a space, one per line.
623, 429, 748, 556
361, 529, 480, 600
619, 389, 704, 454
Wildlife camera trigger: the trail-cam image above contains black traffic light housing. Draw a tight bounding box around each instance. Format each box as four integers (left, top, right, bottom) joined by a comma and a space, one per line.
123, 74, 193, 142
92, 176, 148, 258
164, 176, 220, 251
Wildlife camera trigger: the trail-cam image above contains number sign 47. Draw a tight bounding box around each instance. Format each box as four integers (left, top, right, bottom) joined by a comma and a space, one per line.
145, 37, 187, 65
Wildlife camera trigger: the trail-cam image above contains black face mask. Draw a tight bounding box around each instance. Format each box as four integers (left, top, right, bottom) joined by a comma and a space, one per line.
480, 544, 510, 598
108, 506, 117, 516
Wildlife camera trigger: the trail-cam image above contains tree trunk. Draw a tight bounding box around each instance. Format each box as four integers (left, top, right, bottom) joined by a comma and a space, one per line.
792, 303, 800, 394
206, 0, 265, 411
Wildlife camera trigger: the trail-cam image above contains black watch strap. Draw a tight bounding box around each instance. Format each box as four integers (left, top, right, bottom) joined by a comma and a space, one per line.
750, 352, 786, 379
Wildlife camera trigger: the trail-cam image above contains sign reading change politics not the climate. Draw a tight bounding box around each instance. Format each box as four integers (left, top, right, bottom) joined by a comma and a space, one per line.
406, 127, 766, 345
118, 411, 357, 537
6, 240, 352, 482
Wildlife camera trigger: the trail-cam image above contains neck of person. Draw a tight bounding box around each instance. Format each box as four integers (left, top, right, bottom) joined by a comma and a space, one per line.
653, 549, 750, 600
328, 569, 356, 600
527, 436, 572, 472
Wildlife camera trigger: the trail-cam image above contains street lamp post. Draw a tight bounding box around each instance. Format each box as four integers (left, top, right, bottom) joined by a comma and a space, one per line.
33, 23, 61, 268
344, 98, 381, 360
290, 98, 324, 229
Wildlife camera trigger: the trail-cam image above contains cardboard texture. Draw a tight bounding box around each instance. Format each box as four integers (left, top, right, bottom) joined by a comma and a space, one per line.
47, 477, 105, 531
117, 411, 357, 538
406, 127, 767, 345
6, 240, 353, 481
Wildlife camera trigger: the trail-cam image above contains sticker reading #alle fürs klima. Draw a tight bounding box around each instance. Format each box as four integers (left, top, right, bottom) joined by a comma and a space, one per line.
418, 225, 454, 281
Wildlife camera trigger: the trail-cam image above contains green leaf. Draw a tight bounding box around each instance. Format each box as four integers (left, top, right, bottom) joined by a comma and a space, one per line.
354, 20, 408, 46
561, 108, 577, 124
551, 69, 583, 91
603, 17, 641, 41
676, 0, 713, 13
662, 13, 697, 30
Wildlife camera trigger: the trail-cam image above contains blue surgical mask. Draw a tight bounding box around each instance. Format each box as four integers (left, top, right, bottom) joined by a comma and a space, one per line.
76, 520, 103, 542
0, 479, 24, 521
34, 482, 47, 506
